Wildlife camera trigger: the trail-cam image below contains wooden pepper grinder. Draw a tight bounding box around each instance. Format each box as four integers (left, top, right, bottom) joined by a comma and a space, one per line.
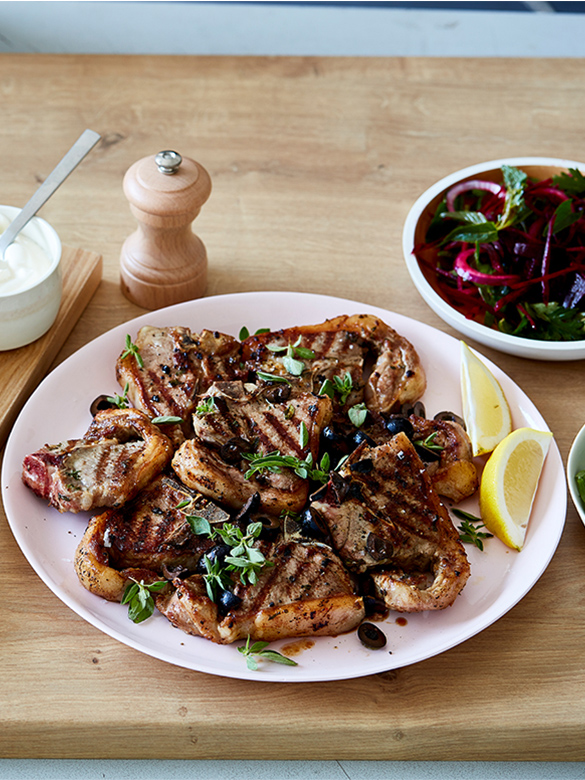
120, 149, 212, 309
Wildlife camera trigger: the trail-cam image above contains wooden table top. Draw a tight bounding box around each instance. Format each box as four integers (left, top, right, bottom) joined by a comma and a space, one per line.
1, 53, 584, 761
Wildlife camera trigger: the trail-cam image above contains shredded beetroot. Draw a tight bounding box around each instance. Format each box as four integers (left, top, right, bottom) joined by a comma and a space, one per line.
412, 164, 585, 340
454, 249, 520, 286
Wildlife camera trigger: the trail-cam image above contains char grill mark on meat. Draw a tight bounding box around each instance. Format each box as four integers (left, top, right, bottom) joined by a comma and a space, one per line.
156, 538, 365, 644
115, 326, 243, 443
173, 382, 333, 514
74, 474, 230, 601
310, 433, 470, 612
22, 408, 173, 513
240, 314, 426, 414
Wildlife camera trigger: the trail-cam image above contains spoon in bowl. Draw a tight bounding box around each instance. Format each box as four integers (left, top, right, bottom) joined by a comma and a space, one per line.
0, 129, 101, 268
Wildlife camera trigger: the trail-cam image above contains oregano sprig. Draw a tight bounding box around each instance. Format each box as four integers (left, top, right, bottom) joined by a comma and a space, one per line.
452, 508, 493, 552
238, 635, 298, 671
121, 334, 144, 368
122, 578, 167, 623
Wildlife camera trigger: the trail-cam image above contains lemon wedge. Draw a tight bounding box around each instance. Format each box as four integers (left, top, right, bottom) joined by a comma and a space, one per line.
460, 341, 512, 457
479, 427, 553, 551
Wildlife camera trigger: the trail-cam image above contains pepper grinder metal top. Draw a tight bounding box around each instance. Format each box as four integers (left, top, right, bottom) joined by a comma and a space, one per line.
119, 149, 212, 309
155, 150, 183, 174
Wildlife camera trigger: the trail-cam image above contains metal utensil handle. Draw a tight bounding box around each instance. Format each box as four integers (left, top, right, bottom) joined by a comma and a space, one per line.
0, 129, 101, 256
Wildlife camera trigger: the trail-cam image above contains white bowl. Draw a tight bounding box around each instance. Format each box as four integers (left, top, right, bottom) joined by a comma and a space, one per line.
402, 157, 585, 361
0, 204, 62, 350
567, 423, 585, 527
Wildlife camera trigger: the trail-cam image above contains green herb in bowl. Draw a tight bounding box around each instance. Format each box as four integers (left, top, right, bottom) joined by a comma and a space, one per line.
413, 164, 585, 342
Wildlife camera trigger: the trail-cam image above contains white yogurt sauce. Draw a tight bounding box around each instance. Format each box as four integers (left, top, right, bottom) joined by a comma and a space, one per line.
0, 213, 53, 295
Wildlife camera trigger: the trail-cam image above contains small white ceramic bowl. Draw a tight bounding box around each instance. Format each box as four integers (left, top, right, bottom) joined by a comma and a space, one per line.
402, 157, 585, 361
0, 204, 62, 351
567, 423, 585, 527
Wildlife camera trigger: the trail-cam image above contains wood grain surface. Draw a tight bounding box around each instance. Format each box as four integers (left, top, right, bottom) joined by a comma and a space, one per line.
1, 54, 584, 761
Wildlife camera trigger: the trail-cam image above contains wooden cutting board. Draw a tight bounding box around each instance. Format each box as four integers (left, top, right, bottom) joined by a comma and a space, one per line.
0, 245, 102, 448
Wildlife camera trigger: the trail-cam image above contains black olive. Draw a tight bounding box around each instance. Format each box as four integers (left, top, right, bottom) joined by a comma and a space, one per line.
366, 532, 393, 561
218, 588, 242, 615
349, 458, 374, 474
350, 429, 376, 449
234, 492, 261, 522
264, 384, 292, 404
258, 515, 281, 539
195, 544, 231, 574
358, 622, 387, 650
385, 415, 414, 439
220, 437, 253, 465
162, 563, 190, 580
363, 595, 389, 618
90, 395, 117, 416
322, 425, 345, 447
413, 442, 441, 463
321, 425, 351, 467
329, 471, 350, 503
322, 425, 351, 453
434, 410, 467, 430
400, 401, 426, 419
298, 507, 328, 541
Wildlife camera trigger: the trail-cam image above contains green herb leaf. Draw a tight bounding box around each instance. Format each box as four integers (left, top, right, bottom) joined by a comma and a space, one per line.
237, 635, 298, 670
209, 522, 272, 587
318, 373, 355, 405
552, 168, 585, 197
294, 346, 316, 360
498, 164, 528, 229
552, 199, 581, 235
266, 342, 287, 353
242, 450, 329, 484
195, 396, 218, 417
239, 326, 271, 340
444, 221, 499, 244
257, 371, 291, 385
299, 421, 309, 449
575, 470, 585, 503
151, 415, 183, 424
441, 210, 489, 225
106, 382, 130, 409
318, 378, 336, 400
348, 402, 368, 428
452, 508, 493, 552
333, 373, 354, 405
202, 554, 233, 602
413, 431, 444, 453
122, 578, 167, 623
499, 301, 585, 341
121, 334, 144, 368
186, 515, 212, 536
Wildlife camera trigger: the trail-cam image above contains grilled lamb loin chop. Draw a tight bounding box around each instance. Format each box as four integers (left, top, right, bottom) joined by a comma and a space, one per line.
407, 415, 478, 503
74, 474, 229, 602
172, 381, 333, 514
240, 313, 426, 415
156, 537, 365, 644
115, 326, 243, 443
327, 412, 479, 504
22, 408, 173, 513
310, 432, 470, 612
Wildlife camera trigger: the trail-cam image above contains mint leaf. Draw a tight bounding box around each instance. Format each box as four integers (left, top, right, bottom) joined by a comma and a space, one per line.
552, 199, 581, 234
444, 221, 499, 244
552, 168, 585, 197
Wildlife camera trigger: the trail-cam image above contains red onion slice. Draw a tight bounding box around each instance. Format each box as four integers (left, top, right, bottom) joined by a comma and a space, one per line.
446, 180, 504, 212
